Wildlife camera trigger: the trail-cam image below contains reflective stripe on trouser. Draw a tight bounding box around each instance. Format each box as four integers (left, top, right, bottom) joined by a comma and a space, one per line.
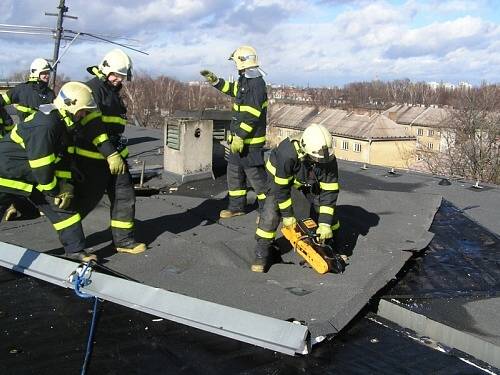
74, 158, 136, 246
0, 190, 85, 253
254, 194, 281, 259
226, 161, 267, 213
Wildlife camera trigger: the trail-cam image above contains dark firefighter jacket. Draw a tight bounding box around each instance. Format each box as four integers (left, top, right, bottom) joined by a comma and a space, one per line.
214, 74, 268, 151
0, 79, 55, 122
0, 106, 13, 137
266, 137, 340, 226
73, 67, 128, 161
0, 108, 74, 197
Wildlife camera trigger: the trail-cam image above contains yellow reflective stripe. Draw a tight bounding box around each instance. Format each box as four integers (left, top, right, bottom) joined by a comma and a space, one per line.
102, 115, 127, 125
0, 177, 33, 193
332, 221, 340, 231
53, 213, 81, 231
240, 122, 253, 132
15, 104, 35, 113
229, 189, 247, 197
36, 176, 57, 191
293, 179, 303, 188
239, 105, 261, 118
24, 112, 36, 122
320, 182, 339, 191
29, 153, 56, 168
58, 109, 74, 128
1, 93, 11, 105
92, 133, 109, 146
256, 193, 266, 200
67, 146, 75, 154
266, 160, 276, 175
256, 228, 275, 239
319, 206, 334, 215
80, 111, 101, 125
275, 175, 292, 185
221, 81, 230, 93
55, 170, 72, 179
111, 219, 134, 229
75, 147, 105, 159
243, 136, 265, 145
233, 81, 238, 96
119, 147, 129, 158
233, 103, 239, 111
0, 118, 3, 124
10, 126, 26, 149
4, 124, 14, 131
278, 198, 292, 210
261, 100, 268, 109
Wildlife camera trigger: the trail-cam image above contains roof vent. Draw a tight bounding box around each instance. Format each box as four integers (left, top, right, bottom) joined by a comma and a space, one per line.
438, 178, 451, 186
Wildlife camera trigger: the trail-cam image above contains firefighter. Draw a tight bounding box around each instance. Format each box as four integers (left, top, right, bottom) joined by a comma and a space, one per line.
0, 82, 98, 262
252, 123, 341, 272
0, 58, 56, 221
200, 45, 268, 219
73, 49, 146, 254
0, 58, 55, 122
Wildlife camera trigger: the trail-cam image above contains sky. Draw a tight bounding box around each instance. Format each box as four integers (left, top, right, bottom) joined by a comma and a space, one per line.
0, 0, 499, 87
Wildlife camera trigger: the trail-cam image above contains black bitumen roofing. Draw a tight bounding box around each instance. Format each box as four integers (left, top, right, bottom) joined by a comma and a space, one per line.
1, 125, 499, 373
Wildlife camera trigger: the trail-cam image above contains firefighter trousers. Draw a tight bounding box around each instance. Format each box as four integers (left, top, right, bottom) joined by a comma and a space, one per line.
75, 158, 136, 247
226, 161, 267, 213
0, 190, 85, 254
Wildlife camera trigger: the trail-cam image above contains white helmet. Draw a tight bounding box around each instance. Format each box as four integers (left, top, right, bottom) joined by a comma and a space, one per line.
98, 49, 133, 81
53, 82, 97, 116
300, 123, 335, 163
229, 45, 259, 71
30, 58, 52, 80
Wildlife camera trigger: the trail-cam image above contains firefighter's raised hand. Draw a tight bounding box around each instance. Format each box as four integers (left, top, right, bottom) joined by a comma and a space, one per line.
54, 180, 74, 209
200, 70, 218, 85
230, 135, 244, 154
282, 216, 297, 229
316, 223, 333, 242
106, 152, 126, 174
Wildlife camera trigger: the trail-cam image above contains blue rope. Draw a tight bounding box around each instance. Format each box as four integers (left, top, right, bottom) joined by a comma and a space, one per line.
71, 263, 100, 375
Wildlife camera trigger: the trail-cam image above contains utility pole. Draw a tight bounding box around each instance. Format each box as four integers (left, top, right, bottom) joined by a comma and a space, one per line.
45, 0, 77, 88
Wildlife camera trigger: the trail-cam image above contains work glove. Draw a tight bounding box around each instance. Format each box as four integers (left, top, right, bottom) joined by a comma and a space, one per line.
200, 70, 219, 85
282, 216, 297, 229
54, 180, 74, 210
316, 223, 333, 242
230, 135, 244, 154
107, 152, 126, 175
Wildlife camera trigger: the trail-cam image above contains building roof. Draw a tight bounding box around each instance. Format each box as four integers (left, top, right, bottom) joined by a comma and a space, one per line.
384, 104, 451, 128
1, 126, 499, 372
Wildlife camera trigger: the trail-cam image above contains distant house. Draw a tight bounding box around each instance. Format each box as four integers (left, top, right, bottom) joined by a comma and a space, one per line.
268, 104, 416, 169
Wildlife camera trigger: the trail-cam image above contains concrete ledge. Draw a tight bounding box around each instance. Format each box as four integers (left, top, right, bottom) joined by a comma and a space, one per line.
378, 299, 500, 369
162, 170, 214, 184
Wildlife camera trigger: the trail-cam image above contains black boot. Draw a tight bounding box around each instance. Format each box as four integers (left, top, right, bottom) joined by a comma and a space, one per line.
64, 251, 97, 262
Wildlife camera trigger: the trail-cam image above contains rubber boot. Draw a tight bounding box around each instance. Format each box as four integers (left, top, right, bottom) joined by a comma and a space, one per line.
219, 209, 245, 219
4, 204, 18, 221
64, 251, 98, 262
251, 256, 268, 273
116, 241, 147, 254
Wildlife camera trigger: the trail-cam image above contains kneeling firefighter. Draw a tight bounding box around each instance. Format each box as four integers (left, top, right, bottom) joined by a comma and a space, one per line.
0, 82, 98, 262
252, 123, 341, 272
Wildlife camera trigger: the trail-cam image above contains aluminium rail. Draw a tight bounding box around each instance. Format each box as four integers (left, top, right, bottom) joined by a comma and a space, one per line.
0, 242, 309, 355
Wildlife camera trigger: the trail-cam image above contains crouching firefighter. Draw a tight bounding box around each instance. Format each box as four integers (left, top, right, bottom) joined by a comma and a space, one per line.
200, 45, 268, 219
252, 123, 341, 272
0, 82, 98, 262
73, 48, 146, 254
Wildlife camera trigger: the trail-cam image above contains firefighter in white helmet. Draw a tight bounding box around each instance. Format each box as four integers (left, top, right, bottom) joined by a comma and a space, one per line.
252, 123, 341, 272
0, 58, 56, 221
0, 82, 98, 262
200, 45, 268, 220
73, 48, 146, 255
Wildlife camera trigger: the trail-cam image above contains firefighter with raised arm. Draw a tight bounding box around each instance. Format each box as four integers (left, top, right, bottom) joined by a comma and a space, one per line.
0, 58, 56, 220
0, 82, 98, 262
74, 49, 146, 254
252, 123, 341, 272
200, 45, 268, 219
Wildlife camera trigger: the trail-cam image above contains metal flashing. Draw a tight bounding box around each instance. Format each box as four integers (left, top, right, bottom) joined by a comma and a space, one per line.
0, 242, 309, 356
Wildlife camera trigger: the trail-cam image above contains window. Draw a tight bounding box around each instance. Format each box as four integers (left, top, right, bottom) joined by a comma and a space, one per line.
427, 142, 433, 150
428, 129, 434, 136
417, 128, 423, 136
354, 143, 362, 152
342, 141, 349, 150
